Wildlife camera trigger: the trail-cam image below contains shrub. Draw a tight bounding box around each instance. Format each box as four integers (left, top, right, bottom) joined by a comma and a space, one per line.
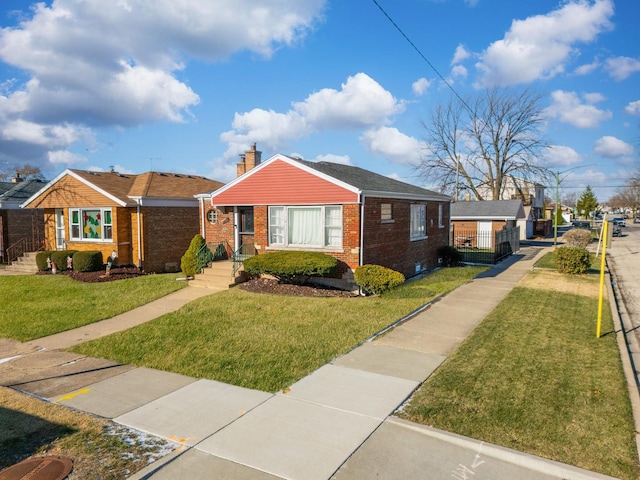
354, 264, 405, 295
554, 246, 591, 274
36, 251, 55, 271
243, 251, 338, 284
438, 245, 463, 267
51, 250, 78, 271
73, 251, 104, 272
562, 228, 593, 248
181, 234, 206, 277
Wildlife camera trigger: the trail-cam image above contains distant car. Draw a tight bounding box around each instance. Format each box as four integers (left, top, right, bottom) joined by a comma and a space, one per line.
572, 220, 591, 230
613, 217, 626, 227
612, 224, 622, 237
634, 216, 640, 224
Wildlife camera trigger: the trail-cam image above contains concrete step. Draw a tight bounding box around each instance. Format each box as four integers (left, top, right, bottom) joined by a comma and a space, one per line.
190, 261, 247, 289
4, 251, 39, 274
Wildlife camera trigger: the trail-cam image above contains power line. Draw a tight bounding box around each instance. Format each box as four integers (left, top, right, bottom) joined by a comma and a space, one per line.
370, 0, 473, 114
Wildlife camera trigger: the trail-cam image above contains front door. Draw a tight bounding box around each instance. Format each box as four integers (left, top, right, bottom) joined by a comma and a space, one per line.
238, 207, 254, 249
55, 209, 65, 250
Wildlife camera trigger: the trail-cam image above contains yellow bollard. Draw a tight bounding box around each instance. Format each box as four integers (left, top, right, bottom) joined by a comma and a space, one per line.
596, 221, 608, 338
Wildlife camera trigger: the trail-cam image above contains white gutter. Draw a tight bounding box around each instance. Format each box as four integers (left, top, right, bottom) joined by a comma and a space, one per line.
135, 198, 142, 269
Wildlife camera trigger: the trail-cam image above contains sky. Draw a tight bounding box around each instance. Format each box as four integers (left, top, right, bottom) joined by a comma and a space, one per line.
0, 0, 638, 202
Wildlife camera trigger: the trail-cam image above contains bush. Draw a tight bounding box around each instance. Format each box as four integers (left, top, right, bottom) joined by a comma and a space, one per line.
438, 245, 463, 267
354, 264, 405, 295
562, 228, 593, 248
181, 234, 206, 277
51, 250, 78, 271
243, 251, 338, 284
73, 251, 104, 272
36, 251, 55, 271
554, 246, 591, 274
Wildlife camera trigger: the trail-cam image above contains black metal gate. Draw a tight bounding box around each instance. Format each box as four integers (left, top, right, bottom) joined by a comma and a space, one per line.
451, 226, 520, 264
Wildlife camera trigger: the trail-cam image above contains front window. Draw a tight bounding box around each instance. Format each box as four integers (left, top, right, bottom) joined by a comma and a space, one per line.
410, 204, 427, 240
269, 205, 342, 248
69, 208, 113, 241
438, 204, 444, 228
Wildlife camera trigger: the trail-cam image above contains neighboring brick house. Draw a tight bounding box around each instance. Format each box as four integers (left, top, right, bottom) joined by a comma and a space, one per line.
198, 147, 451, 286
22, 169, 223, 272
0, 176, 47, 262
450, 200, 524, 249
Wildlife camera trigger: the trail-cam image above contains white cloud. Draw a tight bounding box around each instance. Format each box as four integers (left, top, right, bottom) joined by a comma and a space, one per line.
604, 56, 640, 81
573, 60, 600, 76
314, 153, 351, 165
544, 90, 612, 128
220, 73, 403, 156
475, 0, 614, 87
451, 44, 471, 65
0, 0, 326, 169
360, 126, 424, 166
451, 65, 468, 78
544, 145, 582, 168
412, 77, 432, 96
625, 100, 640, 116
593, 136, 634, 158
48, 150, 87, 165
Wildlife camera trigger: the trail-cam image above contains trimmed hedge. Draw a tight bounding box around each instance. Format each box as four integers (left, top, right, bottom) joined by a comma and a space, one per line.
243, 251, 338, 285
554, 246, 591, 274
36, 251, 55, 271
354, 264, 405, 295
438, 245, 463, 267
181, 234, 206, 277
51, 250, 78, 271
73, 251, 104, 272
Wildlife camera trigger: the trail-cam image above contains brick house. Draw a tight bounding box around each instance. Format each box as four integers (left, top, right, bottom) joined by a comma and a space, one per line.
0, 176, 47, 262
197, 146, 451, 287
22, 169, 223, 272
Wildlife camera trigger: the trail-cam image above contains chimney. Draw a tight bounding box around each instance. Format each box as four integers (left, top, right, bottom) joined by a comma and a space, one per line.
236, 143, 262, 177
465, 193, 471, 201
11, 173, 24, 183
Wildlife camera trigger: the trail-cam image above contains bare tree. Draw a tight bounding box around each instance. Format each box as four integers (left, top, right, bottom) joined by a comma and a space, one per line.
0, 163, 45, 182
418, 87, 551, 200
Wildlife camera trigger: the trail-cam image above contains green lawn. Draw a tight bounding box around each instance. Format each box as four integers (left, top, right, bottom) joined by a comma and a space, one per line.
70, 266, 487, 392
0, 273, 186, 341
398, 282, 639, 479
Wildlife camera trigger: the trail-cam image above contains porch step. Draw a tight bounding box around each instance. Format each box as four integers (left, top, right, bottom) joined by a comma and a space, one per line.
189, 260, 247, 289
3, 251, 39, 274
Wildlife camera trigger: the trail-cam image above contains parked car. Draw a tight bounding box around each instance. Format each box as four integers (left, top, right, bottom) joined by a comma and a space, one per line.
613, 217, 626, 227
612, 223, 622, 237
572, 220, 592, 230
634, 216, 640, 224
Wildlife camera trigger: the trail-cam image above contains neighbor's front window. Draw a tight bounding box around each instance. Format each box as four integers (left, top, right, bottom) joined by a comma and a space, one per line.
69, 208, 113, 241
410, 204, 427, 240
269, 205, 342, 248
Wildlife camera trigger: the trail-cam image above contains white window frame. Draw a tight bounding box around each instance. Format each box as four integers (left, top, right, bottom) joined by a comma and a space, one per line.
438, 203, 444, 228
269, 205, 343, 248
410, 204, 427, 241
69, 207, 113, 242
381, 203, 394, 223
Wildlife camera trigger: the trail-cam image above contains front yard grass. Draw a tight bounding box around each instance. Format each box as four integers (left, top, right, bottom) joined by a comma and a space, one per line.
398, 273, 639, 479
70, 266, 487, 393
0, 273, 186, 341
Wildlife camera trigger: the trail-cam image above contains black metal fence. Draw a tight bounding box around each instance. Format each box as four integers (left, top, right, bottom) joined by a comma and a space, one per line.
451, 226, 520, 264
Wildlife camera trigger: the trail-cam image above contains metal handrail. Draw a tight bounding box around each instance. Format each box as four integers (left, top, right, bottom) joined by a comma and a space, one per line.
195, 242, 229, 274
232, 244, 256, 276
5, 236, 45, 264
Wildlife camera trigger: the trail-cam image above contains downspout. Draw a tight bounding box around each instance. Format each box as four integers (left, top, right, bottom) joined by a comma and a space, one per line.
199, 196, 206, 239
359, 192, 365, 268
135, 198, 142, 270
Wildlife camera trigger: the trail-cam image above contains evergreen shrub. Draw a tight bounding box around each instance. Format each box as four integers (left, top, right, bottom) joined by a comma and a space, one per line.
73, 251, 104, 272
554, 246, 591, 274
181, 234, 206, 277
243, 251, 338, 284
354, 264, 405, 295
36, 251, 55, 271
438, 245, 463, 267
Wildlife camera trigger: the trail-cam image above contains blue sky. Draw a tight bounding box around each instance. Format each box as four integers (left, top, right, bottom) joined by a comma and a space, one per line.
0, 0, 638, 202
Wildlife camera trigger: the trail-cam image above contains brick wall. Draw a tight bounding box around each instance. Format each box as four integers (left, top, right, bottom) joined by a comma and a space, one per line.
142, 206, 201, 272
362, 197, 450, 278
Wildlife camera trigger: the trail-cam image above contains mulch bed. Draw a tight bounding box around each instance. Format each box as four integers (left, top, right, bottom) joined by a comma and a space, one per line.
38, 266, 145, 283
239, 277, 358, 297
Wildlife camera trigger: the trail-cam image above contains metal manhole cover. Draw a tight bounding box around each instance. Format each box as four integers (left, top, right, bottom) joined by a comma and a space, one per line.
0, 455, 73, 480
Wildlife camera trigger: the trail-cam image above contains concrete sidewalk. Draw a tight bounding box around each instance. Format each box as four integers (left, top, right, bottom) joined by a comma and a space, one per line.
0, 247, 618, 480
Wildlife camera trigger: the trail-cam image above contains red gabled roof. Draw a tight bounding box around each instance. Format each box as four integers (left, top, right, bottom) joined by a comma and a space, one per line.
211, 155, 360, 206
